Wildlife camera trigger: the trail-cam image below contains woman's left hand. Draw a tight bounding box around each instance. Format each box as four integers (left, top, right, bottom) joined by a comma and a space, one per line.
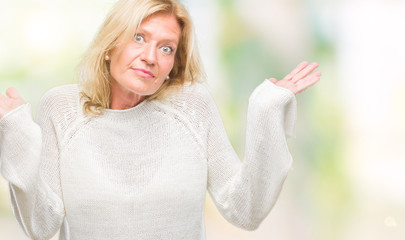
269, 61, 321, 95
0, 88, 26, 119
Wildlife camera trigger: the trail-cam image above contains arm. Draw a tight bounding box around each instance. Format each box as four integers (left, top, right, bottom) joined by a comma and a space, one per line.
206, 80, 296, 230
0, 89, 65, 239
206, 62, 320, 230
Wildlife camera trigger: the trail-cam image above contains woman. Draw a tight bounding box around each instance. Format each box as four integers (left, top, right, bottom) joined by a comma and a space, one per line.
0, 0, 321, 239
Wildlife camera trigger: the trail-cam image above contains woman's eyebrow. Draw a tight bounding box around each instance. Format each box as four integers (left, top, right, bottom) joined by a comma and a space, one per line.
137, 27, 179, 45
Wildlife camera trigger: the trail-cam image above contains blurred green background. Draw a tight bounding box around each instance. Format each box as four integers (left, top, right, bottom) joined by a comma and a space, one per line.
1, 0, 405, 239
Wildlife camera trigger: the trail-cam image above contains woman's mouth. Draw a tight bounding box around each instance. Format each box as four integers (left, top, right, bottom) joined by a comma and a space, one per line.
131, 68, 155, 79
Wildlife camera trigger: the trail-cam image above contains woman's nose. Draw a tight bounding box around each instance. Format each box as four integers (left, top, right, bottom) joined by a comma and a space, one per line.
141, 43, 157, 65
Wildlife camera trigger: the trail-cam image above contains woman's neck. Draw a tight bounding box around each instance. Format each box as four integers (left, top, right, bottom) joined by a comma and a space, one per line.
110, 82, 146, 110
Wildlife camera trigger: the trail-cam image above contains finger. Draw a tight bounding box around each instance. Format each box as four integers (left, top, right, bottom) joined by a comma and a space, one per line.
295, 72, 321, 94
268, 78, 278, 84
295, 71, 321, 85
283, 61, 308, 81
6, 88, 20, 99
291, 62, 319, 83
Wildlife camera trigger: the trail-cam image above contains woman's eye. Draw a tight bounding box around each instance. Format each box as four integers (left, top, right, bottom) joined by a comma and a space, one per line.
134, 34, 144, 43
160, 46, 173, 54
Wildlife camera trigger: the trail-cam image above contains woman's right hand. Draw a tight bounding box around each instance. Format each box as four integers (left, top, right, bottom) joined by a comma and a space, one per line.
268, 61, 321, 95
0, 88, 26, 119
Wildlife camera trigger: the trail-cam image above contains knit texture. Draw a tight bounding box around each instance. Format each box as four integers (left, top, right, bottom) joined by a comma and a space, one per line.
0, 80, 296, 240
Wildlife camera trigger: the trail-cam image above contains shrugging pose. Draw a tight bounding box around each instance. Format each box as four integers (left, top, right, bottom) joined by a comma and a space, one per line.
0, 0, 321, 239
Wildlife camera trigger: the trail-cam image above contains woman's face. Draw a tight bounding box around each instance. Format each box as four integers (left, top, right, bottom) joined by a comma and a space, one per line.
109, 13, 181, 108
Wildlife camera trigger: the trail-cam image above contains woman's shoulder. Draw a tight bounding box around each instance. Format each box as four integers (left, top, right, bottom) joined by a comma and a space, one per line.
158, 81, 216, 116
38, 84, 80, 118
156, 81, 221, 126
171, 81, 215, 107
41, 84, 79, 101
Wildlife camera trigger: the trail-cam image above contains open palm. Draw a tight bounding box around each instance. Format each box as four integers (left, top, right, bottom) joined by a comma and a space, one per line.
269, 61, 321, 95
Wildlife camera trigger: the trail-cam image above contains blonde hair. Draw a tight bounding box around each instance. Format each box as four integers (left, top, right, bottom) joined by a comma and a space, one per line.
78, 0, 205, 116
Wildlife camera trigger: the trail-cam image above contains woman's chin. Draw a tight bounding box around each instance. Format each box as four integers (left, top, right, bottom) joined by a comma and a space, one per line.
127, 78, 164, 95
126, 83, 157, 96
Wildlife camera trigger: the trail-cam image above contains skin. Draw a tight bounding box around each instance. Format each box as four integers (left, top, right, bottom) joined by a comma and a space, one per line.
109, 13, 181, 110
0, 87, 25, 118
0, 15, 321, 117
269, 61, 321, 95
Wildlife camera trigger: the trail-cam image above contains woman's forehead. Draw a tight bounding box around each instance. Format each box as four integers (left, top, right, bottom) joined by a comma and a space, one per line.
137, 13, 181, 42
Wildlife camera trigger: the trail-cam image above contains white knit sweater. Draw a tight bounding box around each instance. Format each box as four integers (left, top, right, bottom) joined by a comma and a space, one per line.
0, 80, 296, 240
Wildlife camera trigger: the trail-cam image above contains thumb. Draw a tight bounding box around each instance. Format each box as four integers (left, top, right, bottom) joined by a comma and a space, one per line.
6, 87, 21, 99
268, 78, 278, 84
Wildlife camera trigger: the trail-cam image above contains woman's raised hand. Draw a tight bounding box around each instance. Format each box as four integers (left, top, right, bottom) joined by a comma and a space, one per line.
269, 61, 321, 95
0, 88, 26, 119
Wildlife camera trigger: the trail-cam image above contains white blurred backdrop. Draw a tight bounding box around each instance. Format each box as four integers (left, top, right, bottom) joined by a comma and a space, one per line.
1, 0, 404, 239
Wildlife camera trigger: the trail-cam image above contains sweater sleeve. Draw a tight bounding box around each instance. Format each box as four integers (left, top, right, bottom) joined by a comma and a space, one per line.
0, 91, 66, 239
206, 79, 296, 230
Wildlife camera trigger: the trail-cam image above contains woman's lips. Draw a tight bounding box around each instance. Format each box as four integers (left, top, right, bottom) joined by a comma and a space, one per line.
131, 68, 155, 79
